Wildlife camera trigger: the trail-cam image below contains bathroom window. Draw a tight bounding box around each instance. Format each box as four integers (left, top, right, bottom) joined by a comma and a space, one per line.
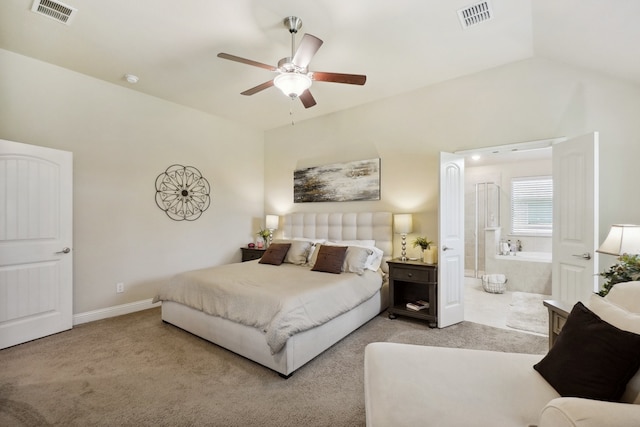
511, 176, 553, 236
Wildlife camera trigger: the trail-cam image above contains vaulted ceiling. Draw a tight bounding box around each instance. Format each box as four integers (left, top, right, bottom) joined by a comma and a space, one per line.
1, 0, 638, 130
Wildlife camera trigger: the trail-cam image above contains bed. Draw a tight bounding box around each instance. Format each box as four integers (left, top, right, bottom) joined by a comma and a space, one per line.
155, 212, 393, 377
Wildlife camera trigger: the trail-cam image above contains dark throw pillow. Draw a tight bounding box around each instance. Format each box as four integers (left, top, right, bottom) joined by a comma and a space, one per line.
311, 245, 348, 274
258, 243, 291, 266
533, 301, 640, 401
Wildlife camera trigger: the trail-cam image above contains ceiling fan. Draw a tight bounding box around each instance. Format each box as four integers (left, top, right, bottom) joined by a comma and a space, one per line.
217, 16, 366, 108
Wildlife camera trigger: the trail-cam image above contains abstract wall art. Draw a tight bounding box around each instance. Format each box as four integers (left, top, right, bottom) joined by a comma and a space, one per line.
294, 158, 380, 203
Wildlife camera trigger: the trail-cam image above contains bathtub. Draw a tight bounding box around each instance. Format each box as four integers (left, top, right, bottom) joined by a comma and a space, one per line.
494, 251, 552, 263
486, 251, 552, 294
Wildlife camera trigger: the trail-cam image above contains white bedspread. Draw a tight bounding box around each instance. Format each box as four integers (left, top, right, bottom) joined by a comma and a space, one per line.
153, 261, 383, 353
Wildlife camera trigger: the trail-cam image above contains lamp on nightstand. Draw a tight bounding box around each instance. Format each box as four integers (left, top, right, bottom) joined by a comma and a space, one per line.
596, 224, 640, 256
266, 215, 279, 247
394, 214, 413, 261
596, 224, 640, 297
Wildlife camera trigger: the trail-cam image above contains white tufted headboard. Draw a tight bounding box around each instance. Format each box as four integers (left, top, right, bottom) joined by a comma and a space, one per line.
281, 212, 393, 260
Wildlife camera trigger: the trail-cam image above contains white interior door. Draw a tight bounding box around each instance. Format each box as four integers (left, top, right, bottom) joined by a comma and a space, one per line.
0, 139, 73, 349
552, 132, 599, 304
438, 152, 465, 328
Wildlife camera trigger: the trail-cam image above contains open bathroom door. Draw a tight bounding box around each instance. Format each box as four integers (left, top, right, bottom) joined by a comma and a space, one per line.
438, 152, 465, 328
552, 132, 599, 304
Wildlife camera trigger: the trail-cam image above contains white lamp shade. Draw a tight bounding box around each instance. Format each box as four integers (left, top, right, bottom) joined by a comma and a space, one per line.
597, 224, 640, 256
394, 214, 413, 234
266, 215, 279, 230
274, 73, 312, 97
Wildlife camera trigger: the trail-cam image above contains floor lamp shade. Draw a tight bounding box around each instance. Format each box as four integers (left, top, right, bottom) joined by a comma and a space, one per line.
597, 224, 640, 256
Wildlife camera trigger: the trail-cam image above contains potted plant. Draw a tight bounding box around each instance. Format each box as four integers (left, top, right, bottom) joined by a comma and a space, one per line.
413, 237, 436, 264
413, 237, 433, 251
598, 253, 640, 296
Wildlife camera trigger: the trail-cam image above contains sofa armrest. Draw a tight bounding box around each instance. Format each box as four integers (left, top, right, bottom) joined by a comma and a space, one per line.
539, 397, 640, 427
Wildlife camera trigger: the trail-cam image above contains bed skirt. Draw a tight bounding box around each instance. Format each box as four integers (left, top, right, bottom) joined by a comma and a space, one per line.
161, 281, 388, 377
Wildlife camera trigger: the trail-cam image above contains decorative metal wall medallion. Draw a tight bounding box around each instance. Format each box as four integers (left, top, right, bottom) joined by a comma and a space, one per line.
155, 164, 211, 221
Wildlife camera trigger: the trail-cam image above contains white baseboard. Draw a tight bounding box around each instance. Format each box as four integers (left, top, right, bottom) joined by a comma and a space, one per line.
73, 298, 161, 325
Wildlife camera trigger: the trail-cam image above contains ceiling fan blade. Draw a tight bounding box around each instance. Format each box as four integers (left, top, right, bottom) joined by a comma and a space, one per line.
299, 90, 317, 108
292, 34, 323, 69
241, 80, 274, 96
217, 53, 277, 71
312, 71, 367, 85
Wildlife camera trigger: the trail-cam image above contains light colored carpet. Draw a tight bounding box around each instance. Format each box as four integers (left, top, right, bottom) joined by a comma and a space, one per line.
506, 292, 550, 335
0, 307, 548, 427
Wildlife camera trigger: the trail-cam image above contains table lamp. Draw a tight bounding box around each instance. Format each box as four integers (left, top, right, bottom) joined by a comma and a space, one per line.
265, 215, 279, 247
394, 214, 413, 261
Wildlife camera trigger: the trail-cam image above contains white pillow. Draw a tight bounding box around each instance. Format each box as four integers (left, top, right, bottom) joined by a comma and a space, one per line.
342, 246, 373, 275
292, 237, 326, 245
272, 239, 313, 265
604, 281, 640, 313
326, 240, 383, 271
292, 237, 326, 263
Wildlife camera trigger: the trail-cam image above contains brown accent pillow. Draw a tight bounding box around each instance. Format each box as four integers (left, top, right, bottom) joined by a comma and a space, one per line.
533, 301, 640, 401
258, 243, 291, 266
311, 245, 348, 274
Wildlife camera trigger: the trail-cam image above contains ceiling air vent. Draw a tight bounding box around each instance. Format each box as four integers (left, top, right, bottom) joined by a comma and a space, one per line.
457, 1, 493, 29
31, 0, 77, 25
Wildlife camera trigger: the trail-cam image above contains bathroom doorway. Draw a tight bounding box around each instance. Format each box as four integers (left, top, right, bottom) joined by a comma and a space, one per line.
461, 145, 553, 282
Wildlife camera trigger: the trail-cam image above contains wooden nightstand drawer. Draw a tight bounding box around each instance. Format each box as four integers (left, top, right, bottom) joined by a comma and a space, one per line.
241, 247, 266, 262
390, 266, 435, 283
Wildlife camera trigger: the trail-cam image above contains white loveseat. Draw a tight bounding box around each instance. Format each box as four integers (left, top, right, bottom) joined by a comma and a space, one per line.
364, 281, 640, 426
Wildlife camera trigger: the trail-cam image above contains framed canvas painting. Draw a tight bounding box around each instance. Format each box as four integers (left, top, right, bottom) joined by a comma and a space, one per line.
294, 158, 380, 203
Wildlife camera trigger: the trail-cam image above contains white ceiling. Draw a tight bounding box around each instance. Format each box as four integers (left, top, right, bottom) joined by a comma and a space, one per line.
1, 0, 639, 131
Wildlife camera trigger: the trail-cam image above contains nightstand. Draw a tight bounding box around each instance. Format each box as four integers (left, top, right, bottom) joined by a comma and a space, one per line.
543, 299, 572, 349
387, 259, 438, 328
241, 247, 266, 262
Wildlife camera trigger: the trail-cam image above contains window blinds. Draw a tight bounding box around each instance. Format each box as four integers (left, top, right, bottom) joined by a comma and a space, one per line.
511, 176, 553, 235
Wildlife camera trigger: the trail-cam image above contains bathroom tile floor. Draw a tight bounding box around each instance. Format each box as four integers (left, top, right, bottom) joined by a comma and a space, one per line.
464, 277, 547, 336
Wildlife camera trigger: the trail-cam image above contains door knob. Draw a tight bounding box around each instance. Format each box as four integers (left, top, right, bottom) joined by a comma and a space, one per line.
572, 253, 591, 260
56, 247, 71, 254
442, 246, 451, 251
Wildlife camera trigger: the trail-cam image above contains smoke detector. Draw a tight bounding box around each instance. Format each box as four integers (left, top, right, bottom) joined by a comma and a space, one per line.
31, 0, 78, 25
457, 1, 493, 29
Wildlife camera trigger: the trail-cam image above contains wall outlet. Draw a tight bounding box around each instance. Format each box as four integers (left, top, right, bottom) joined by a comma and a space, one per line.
116, 282, 124, 293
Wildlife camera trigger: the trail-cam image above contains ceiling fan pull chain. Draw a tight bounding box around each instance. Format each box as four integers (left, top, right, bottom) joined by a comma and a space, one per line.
290, 99, 296, 126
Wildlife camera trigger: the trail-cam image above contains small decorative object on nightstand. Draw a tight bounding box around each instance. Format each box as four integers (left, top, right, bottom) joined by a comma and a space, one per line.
387, 259, 438, 327
241, 247, 266, 262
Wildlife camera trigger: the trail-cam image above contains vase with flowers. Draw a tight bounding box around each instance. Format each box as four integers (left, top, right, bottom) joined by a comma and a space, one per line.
256, 229, 270, 248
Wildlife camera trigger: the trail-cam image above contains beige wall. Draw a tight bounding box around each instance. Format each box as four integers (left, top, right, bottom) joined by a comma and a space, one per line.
3, 48, 640, 315
265, 57, 640, 262
0, 49, 265, 314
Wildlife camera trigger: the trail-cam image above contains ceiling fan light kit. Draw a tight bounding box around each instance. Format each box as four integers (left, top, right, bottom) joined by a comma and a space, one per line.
217, 16, 366, 109
274, 73, 311, 98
